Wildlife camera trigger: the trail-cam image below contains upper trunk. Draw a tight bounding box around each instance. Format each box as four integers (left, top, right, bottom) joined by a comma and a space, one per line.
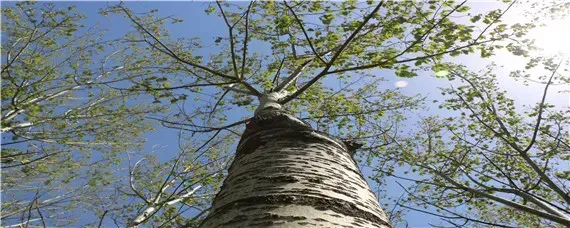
199, 107, 391, 227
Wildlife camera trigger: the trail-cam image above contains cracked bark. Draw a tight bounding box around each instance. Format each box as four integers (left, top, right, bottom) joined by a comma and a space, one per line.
198, 108, 390, 227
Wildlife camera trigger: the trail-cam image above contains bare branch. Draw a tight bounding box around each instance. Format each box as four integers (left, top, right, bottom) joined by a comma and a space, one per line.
271, 56, 286, 91
97, 210, 109, 228
273, 58, 313, 93
523, 59, 562, 153
240, 1, 255, 79
395, 182, 517, 228
118, 4, 247, 86
209, 90, 231, 119
148, 116, 250, 133
280, 1, 385, 104
34, 199, 46, 228
216, 1, 240, 79
284, 2, 326, 64
128, 155, 149, 204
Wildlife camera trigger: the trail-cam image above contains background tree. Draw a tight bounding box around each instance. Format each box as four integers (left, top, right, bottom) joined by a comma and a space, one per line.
372, 59, 570, 227
0, 2, 166, 226
365, 1, 570, 226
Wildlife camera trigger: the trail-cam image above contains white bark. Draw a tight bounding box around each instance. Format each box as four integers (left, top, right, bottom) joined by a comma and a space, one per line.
200, 108, 390, 227
255, 92, 288, 114
1, 121, 34, 132
129, 185, 203, 227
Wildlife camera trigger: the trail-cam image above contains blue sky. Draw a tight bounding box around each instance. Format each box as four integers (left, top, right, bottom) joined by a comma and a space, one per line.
3, 1, 569, 227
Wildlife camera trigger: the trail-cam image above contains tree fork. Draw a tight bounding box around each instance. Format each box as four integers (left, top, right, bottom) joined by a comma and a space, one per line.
199, 108, 390, 227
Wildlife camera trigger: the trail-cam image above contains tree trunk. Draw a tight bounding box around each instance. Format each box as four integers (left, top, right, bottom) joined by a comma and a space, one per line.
199, 108, 391, 227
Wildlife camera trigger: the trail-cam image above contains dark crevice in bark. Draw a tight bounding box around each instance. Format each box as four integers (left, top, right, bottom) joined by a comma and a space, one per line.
240, 108, 311, 139
237, 128, 347, 159
209, 194, 391, 227
259, 175, 299, 183
232, 134, 368, 186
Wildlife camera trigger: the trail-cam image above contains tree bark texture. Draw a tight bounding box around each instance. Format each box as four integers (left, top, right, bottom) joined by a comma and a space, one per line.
199, 108, 391, 227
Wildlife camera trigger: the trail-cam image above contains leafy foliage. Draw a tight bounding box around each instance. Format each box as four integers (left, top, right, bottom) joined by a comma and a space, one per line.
3, 0, 564, 227
371, 59, 570, 227
1, 2, 162, 226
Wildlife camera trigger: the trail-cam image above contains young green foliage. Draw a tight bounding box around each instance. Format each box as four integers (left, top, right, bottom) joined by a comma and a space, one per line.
1, 0, 543, 226
1, 2, 163, 226
371, 60, 570, 227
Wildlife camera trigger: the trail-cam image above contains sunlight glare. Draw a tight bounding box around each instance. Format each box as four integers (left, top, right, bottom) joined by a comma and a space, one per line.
530, 17, 570, 56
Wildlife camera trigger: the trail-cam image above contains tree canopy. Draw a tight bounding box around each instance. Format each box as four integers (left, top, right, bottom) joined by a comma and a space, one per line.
1, 1, 569, 227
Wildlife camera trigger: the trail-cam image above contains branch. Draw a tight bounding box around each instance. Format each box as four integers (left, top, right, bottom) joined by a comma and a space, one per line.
130, 172, 199, 226
1, 28, 38, 74
34, 198, 46, 228
270, 56, 286, 91
128, 81, 237, 91
326, 0, 517, 76
165, 185, 203, 206
512, 190, 570, 220
1, 65, 124, 125
212, 1, 261, 96
128, 128, 228, 227
240, 1, 255, 79
395, 182, 517, 228
514, 62, 570, 205
280, 0, 385, 104
272, 57, 314, 93
216, 1, 240, 79
130, 206, 157, 227
523, 59, 562, 153
284, 2, 326, 64
148, 117, 250, 133
1, 14, 76, 74
209, 89, 231, 119
452, 62, 570, 205
97, 210, 109, 228
431, 168, 570, 226
222, 83, 254, 95
128, 155, 150, 204
118, 4, 262, 96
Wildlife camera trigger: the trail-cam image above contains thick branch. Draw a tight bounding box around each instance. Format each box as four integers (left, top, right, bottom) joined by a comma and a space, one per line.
129, 185, 202, 227
272, 58, 314, 93
280, 1, 385, 104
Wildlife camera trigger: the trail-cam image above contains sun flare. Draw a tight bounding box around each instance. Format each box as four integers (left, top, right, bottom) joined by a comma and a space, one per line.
529, 17, 570, 56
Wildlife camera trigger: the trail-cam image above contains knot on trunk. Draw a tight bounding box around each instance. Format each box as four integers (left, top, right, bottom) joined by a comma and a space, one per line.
242, 108, 310, 139
341, 138, 364, 156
